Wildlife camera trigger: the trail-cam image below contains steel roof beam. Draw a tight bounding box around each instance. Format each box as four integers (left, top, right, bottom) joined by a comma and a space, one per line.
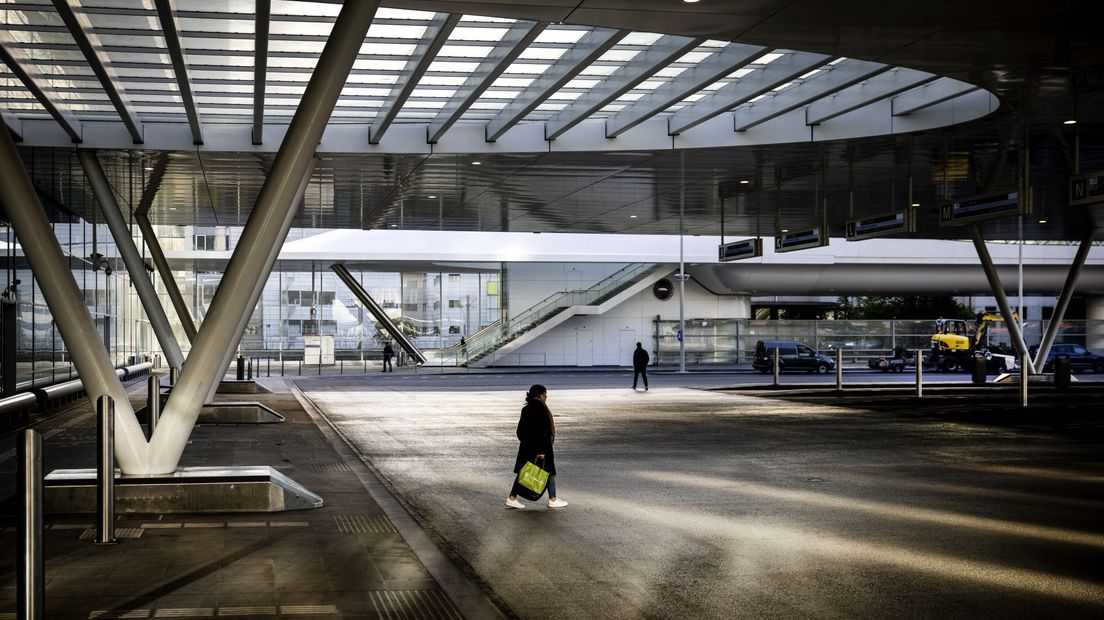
545, 35, 702, 141
667, 51, 831, 136
426, 20, 546, 144
371, 13, 460, 144
731, 59, 889, 131
485, 27, 628, 142
52, 0, 143, 143
0, 31, 82, 142
154, 0, 203, 144
605, 42, 766, 138
252, 0, 270, 145
805, 68, 937, 125
892, 77, 980, 116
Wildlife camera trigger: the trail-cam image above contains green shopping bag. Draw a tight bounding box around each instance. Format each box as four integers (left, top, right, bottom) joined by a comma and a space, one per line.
516, 459, 549, 500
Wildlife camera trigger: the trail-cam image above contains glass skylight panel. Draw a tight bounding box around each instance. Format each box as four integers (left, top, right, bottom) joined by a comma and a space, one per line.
471, 101, 508, 109
729, 67, 756, 79
491, 77, 534, 88
438, 45, 496, 58
536, 28, 588, 44
748, 94, 768, 103
829, 57, 848, 65
409, 88, 457, 99
340, 87, 392, 97
518, 47, 567, 61
654, 67, 688, 78
480, 89, 520, 99
619, 32, 663, 46
536, 102, 565, 111
676, 51, 711, 64
428, 61, 481, 73
563, 78, 600, 89
366, 24, 427, 39
699, 40, 728, 48
546, 92, 582, 101
753, 52, 785, 65
184, 37, 257, 52
375, 8, 437, 20
799, 69, 822, 79
353, 59, 408, 71
272, 0, 339, 17
579, 65, 617, 76
357, 42, 417, 56
597, 49, 641, 63
503, 63, 548, 74
449, 26, 509, 42
772, 81, 793, 92
270, 21, 334, 37
457, 14, 515, 24
634, 80, 666, 91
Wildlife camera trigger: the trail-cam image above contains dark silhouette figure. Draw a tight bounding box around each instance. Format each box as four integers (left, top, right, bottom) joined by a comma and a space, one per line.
382, 342, 394, 372
506, 384, 567, 509
632, 342, 650, 390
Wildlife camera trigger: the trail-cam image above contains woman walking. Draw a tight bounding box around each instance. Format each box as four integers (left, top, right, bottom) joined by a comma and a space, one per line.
506, 384, 568, 509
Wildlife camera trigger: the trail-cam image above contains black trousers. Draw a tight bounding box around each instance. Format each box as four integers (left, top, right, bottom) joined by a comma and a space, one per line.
382, 356, 392, 371
633, 367, 648, 388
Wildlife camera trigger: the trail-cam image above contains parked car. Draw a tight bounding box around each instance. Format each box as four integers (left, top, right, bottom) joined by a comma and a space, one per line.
1029, 343, 1104, 373
868, 346, 911, 373
753, 340, 835, 374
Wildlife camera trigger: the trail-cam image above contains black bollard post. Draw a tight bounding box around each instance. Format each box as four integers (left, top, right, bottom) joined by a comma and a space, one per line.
18, 429, 44, 620
96, 395, 116, 544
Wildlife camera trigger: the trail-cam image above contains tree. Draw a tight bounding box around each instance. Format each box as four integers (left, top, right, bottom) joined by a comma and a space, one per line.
835, 295, 973, 320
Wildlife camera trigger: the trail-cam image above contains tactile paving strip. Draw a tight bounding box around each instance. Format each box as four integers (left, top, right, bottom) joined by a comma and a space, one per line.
333, 514, 398, 534
369, 590, 462, 620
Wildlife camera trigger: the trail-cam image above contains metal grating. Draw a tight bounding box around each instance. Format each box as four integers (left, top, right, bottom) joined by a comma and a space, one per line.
80, 527, 144, 540
308, 462, 351, 473
369, 590, 462, 620
333, 514, 398, 534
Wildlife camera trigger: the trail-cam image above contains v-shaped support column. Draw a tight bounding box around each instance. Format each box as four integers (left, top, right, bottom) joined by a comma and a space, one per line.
0, 0, 379, 475
79, 150, 185, 370
1033, 222, 1099, 369
969, 226, 1037, 374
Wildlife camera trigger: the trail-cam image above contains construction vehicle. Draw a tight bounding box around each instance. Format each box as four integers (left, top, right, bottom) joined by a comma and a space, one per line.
927, 312, 1019, 373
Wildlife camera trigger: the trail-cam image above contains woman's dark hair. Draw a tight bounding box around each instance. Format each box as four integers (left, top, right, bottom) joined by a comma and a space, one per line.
526, 384, 547, 401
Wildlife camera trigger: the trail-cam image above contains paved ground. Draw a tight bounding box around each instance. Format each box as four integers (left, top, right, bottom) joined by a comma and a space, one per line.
299, 370, 1104, 620
0, 376, 489, 620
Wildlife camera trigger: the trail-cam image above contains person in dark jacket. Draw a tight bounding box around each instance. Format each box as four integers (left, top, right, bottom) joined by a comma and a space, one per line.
382, 342, 394, 372
506, 384, 568, 509
632, 342, 650, 390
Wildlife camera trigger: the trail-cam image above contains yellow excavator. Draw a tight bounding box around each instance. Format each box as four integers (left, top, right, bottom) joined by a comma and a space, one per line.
928, 311, 1019, 372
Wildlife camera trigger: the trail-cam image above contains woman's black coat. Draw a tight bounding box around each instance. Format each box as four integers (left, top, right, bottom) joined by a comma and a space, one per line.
513, 398, 556, 475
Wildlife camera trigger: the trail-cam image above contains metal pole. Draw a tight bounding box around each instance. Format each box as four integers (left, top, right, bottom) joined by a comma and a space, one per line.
17, 429, 44, 620
147, 374, 160, 440
1020, 351, 1028, 407
969, 226, 1037, 374
915, 350, 923, 399
96, 395, 116, 544
772, 347, 780, 386
1034, 226, 1098, 370
678, 151, 686, 373
0, 106, 149, 474
147, 0, 379, 474
79, 151, 185, 370
835, 348, 843, 391
169, 365, 177, 386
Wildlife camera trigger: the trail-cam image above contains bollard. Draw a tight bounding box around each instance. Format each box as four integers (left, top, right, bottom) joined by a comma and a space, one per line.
340, 359, 344, 374
236, 354, 245, 380
772, 347, 780, 386
298, 360, 302, 376
96, 395, 116, 544
915, 350, 923, 399
268, 358, 271, 378
169, 366, 178, 386
1020, 352, 1028, 407
247, 357, 253, 380
18, 429, 44, 620
971, 354, 987, 384
835, 349, 843, 391
147, 375, 160, 440
1054, 356, 1071, 391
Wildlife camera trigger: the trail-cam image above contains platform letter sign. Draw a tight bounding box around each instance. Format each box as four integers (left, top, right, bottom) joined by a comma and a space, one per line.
718, 238, 763, 262
1070, 170, 1104, 207
845, 208, 916, 241
939, 190, 1024, 226
774, 227, 826, 253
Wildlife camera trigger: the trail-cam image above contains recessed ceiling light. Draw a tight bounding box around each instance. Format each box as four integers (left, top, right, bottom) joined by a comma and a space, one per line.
629, 214, 638, 218
390, 224, 398, 228
471, 161, 481, 165
428, 195, 436, 199
683, 0, 700, 3
144, 167, 154, 171
781, 229, 789, 233
1063, 119, 1077, 125
739, 180, 750, 184
911, 203, 920, 207
1038, 218, 1047, 224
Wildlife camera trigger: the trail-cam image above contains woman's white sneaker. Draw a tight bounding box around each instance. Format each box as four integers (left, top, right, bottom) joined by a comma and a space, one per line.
547, 498, 569, 509
505, 497, 525, 509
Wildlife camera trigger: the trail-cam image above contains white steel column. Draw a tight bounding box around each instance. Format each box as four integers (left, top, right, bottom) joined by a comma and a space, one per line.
969, 226, 1037, 374
148, 0, 379, 473
0, 124, 149, 473
79, 150, 184, 370
1033, 225, 1098, 370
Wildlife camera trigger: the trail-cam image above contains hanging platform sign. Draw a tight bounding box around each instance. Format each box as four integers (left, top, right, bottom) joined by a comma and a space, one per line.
845, 208, 915, 241
1071, 170, 1104, 207
718, 238, 763, 262
774, 227, 827, 253
940, 190, 1026, 226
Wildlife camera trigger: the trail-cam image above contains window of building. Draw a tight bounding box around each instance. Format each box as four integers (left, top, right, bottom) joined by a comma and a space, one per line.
448, 299, 462, 308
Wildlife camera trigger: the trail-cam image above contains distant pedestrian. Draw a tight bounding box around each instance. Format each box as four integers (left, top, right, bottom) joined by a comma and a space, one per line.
506, 384, 567, 509
382, 342, 394, 372
632, 342, 649, 390
936, 316, 945, 333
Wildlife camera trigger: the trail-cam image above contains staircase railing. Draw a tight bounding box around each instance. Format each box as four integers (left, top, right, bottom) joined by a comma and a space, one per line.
460, 263, 664, 364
